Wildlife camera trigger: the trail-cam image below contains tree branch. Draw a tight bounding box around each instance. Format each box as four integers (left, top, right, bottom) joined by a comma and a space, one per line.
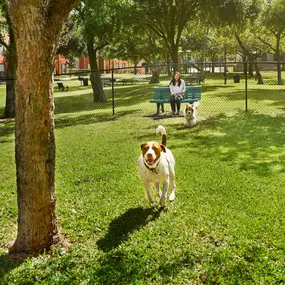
0, 37, 8, 49
94, 42, 108, 52
256, 35, 275, 53
44, 0, 79, 16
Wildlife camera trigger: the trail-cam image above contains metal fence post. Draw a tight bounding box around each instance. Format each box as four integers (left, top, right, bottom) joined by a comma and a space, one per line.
224, 45, 227, 85
112, 68, 115, 116
245, 59, 248, 112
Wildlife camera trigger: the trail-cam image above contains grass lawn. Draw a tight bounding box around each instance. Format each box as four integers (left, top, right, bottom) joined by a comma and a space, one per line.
1, 77, 285, 284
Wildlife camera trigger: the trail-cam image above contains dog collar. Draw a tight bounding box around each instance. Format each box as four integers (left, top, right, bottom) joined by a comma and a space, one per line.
143, 160, 160, 175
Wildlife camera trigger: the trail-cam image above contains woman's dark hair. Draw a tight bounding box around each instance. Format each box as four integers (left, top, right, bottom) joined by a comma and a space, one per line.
170, 71, 181, 86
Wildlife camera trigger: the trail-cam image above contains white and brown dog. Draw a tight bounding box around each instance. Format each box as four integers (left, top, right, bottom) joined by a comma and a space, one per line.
184, 102, 200, 127
138, 125, 176, 207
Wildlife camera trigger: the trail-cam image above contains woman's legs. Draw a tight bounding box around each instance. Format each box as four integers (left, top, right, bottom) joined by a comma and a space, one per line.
170, 95, 176, 114
176, 101, 181, 114
175, 96, 182, 114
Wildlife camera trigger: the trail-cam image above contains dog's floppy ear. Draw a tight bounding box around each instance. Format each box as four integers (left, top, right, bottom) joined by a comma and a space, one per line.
160, 144, 166, 153
141, 143, 149, 151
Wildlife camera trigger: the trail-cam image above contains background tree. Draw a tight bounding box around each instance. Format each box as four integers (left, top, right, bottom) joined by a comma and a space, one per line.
235, 30, 266, 83
181, 22, 210, 73
105, 25, 165, 82
73, 0, 131, 103
0, 0, 17, 118
135, 0, 199, 66
256, 0, 285, 85
204, 0, 263, 81
105, 20, 160, 66
57, 19, 86, 69
204, 29, 237, 72
9, 0, 78, 253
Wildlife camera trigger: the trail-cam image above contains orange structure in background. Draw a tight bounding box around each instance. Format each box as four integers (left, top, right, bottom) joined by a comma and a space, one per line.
78, 56, 133, 73
54, 54, 69, 75
0, 45, 8, 76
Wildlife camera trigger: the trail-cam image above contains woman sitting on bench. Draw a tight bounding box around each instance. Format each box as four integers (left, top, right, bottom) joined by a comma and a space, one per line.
169, 71, 185, 115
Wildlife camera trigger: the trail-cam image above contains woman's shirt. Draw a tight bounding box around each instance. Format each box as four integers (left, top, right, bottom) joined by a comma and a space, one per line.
170, 79, 185, 95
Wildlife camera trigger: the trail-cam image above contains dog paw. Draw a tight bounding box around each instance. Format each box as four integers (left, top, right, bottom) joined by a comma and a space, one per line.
169, 192, 175, 201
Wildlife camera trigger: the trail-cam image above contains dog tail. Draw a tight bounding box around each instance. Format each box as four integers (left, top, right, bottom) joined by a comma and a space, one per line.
193, 101, 200, 108
156, 125, 167, 146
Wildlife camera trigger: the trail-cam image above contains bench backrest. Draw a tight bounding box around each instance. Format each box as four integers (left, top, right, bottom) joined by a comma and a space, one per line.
153, 86, 202, 100
186, 75, 204, 80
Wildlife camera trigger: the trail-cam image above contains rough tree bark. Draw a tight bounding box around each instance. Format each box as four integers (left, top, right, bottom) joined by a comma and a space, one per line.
87, 40, 107, 103
257, 33, 283, 85
235, 33, 264, 84
9, 0, 78, 253
276, 34, 283, 85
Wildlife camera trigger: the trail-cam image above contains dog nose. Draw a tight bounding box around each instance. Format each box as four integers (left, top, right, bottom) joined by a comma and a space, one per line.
146, 153, 153, 159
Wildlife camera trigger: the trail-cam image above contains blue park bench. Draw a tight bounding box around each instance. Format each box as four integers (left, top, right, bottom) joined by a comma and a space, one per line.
149, 86, 202, 115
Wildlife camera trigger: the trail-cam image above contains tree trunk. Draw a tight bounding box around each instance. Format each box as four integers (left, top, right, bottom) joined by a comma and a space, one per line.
235, 33, 254, 78
87, 40, 106, 103
211, 60, 215, 73
149, 69, 160, 83
248, 61, 254, 77
170, 45, 180, 72
9, 0, 78, 253
133, 62, 137, 75
201, 37, 206, 76
4, 27, 17, 118
253, 61, 264, 85
165, 52, 171, 76
276, 35, 283, 85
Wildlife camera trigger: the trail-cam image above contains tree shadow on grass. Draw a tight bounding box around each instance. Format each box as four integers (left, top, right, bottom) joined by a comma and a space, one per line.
54, 85, 153, 115
169, 112, 285, 176
202, 84, 234, 93
95, 233, 285, 284
0, 107, 4, 118
0, 118, 15, 143
55, 109, 141, 129
0, 252, 26, 282
95, 251, 196, 285
97, 206, 163, 253
204, 86, 285, 109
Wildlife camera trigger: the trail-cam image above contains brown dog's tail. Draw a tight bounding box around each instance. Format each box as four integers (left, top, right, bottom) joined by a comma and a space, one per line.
156, 125, 167, 146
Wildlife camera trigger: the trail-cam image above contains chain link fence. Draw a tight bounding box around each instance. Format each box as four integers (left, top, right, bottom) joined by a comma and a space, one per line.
1, 62, 285, 120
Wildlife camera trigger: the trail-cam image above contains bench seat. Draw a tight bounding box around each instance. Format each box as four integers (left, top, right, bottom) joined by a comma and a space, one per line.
57, 82, 69, 91
101, 77, 115, 86
116, 78, 134, 85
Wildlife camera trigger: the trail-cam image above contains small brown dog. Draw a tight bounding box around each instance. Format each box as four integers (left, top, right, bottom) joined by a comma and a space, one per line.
184, 102, 200, 127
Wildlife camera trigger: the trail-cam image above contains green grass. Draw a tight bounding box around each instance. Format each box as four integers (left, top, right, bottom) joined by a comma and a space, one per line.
1, 76, 285, 284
